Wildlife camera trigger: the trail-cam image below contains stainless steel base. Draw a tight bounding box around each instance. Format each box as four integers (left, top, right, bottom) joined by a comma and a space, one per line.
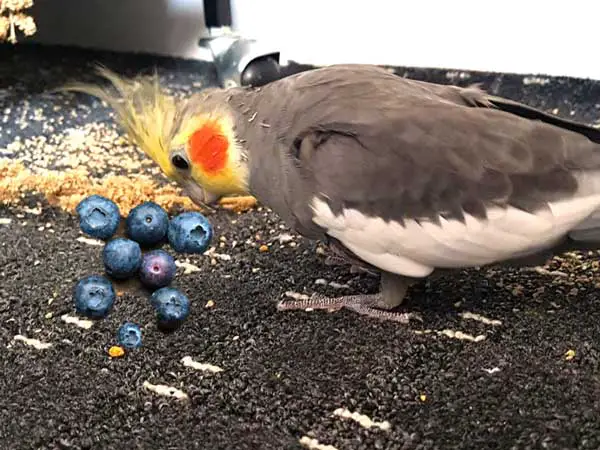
199, 29, 281, 88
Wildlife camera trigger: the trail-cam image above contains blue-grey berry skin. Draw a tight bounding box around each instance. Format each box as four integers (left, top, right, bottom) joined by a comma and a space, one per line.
150, 287, 190, 331
139, 250, 176, 289
102, 238, 142, 280
125, 201, 169, 247
76, 195, 121, 240
73, 274, 116, 319
117, 322, 142, 349
167, 211, 213, 254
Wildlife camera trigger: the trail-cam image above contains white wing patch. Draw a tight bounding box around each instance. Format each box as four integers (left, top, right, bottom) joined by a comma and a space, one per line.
310, 188, 600, 278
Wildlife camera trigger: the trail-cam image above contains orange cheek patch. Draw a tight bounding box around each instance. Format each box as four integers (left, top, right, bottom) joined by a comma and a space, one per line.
188, 122, 229, 174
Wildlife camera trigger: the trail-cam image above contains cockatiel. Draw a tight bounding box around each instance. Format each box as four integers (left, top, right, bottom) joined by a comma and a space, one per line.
63, 64, 600, 323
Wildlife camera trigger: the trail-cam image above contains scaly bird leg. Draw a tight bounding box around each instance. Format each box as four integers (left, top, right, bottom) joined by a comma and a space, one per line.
277, 272, 421, 323
218, 195, 258, 213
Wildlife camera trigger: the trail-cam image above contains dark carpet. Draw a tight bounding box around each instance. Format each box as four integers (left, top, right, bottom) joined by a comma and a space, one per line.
1, 43, 600, 450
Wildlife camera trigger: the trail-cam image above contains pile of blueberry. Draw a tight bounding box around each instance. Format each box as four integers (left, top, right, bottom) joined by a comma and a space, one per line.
73, 194, 213, 352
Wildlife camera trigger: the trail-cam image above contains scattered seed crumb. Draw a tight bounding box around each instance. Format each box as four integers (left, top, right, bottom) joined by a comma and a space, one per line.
175, 260, 201, 274
181, 356, 223, 373
20, 206, 42, 215
259, 244, 269, 252
0, 160, 205, 216
285, 291, 310, 301
523, 76, 550, 85
108, 346, 125, 358
61, 314, 94, 329
565, 349, 576, 360
204, 247, 231, 261
205, 299, 215, 308
523, 266, 568, 278
44, 312, 53, 319
332, 408, 391, 431
76, 236, 104, 246
12, 334, 53, 350
273, 233, 294, 244
299, 436, 338, 450
413, 328, 486, 343
419, 394, 427, 402
439, 329, 486, 342
459, 311, 503, 326
143, 381, 189, 401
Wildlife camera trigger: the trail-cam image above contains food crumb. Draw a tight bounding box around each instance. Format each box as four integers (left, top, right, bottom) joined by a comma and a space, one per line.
299, 436, 338, 450
0, 160, 207, 216
565, 349, 576, 360
259, 244, 269, 252
108, 346, 125, 358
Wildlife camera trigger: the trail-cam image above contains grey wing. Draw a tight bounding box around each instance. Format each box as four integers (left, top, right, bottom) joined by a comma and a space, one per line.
284, 96, 600, 278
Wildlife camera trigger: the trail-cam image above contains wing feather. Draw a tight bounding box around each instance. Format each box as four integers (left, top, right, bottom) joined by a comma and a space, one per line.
273, 65, 600, 274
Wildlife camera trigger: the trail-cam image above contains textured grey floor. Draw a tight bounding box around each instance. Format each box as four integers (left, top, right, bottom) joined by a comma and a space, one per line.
1, 44, 600, 450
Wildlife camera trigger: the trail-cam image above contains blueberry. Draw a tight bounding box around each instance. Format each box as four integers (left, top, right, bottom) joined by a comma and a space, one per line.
139, 249, 176, 289
73, 274, 116, 319
168, 211, 213, 254
117, 322, 142, 349
102, 237, 142, 280
76, 195, 121, 240
150, 287, 190, 330
125, 201, 169, 247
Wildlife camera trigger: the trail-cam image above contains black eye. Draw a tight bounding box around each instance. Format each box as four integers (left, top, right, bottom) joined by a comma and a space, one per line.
171, 154, 189, 170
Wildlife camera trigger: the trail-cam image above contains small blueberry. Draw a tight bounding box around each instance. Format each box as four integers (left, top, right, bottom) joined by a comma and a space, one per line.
167, 211, 213, 254
139, 249, 176, 290
150, 287, 190, 330
117, 322, 142, 349
76, 194, 121, 240
125, 201, 169, 247
73, 274, 116, 319
102, 238, 142, 279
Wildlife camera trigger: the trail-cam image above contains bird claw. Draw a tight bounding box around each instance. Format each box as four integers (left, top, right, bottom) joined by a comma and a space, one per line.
277, 291, 420, 323
218, 195, 258, 213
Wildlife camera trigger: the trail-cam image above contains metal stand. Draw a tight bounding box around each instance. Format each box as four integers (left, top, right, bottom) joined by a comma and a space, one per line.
199, 0, 282, 88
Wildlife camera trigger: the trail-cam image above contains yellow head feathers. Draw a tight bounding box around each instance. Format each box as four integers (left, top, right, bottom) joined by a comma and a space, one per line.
60, 65, 182, 179
59, 66, 250, 204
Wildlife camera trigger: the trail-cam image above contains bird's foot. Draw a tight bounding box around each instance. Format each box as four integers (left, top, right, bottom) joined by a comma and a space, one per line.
218, 195, 258, 213
277, 291, 421, 323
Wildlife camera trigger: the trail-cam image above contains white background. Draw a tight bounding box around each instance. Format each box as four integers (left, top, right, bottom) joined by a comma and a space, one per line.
26, 0, 600, 80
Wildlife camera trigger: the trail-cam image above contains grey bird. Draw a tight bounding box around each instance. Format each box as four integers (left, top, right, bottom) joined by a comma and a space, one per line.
63, 64, 600, 323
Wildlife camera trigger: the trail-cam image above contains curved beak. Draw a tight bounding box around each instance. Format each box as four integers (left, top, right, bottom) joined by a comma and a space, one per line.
180, 179, 222, 207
